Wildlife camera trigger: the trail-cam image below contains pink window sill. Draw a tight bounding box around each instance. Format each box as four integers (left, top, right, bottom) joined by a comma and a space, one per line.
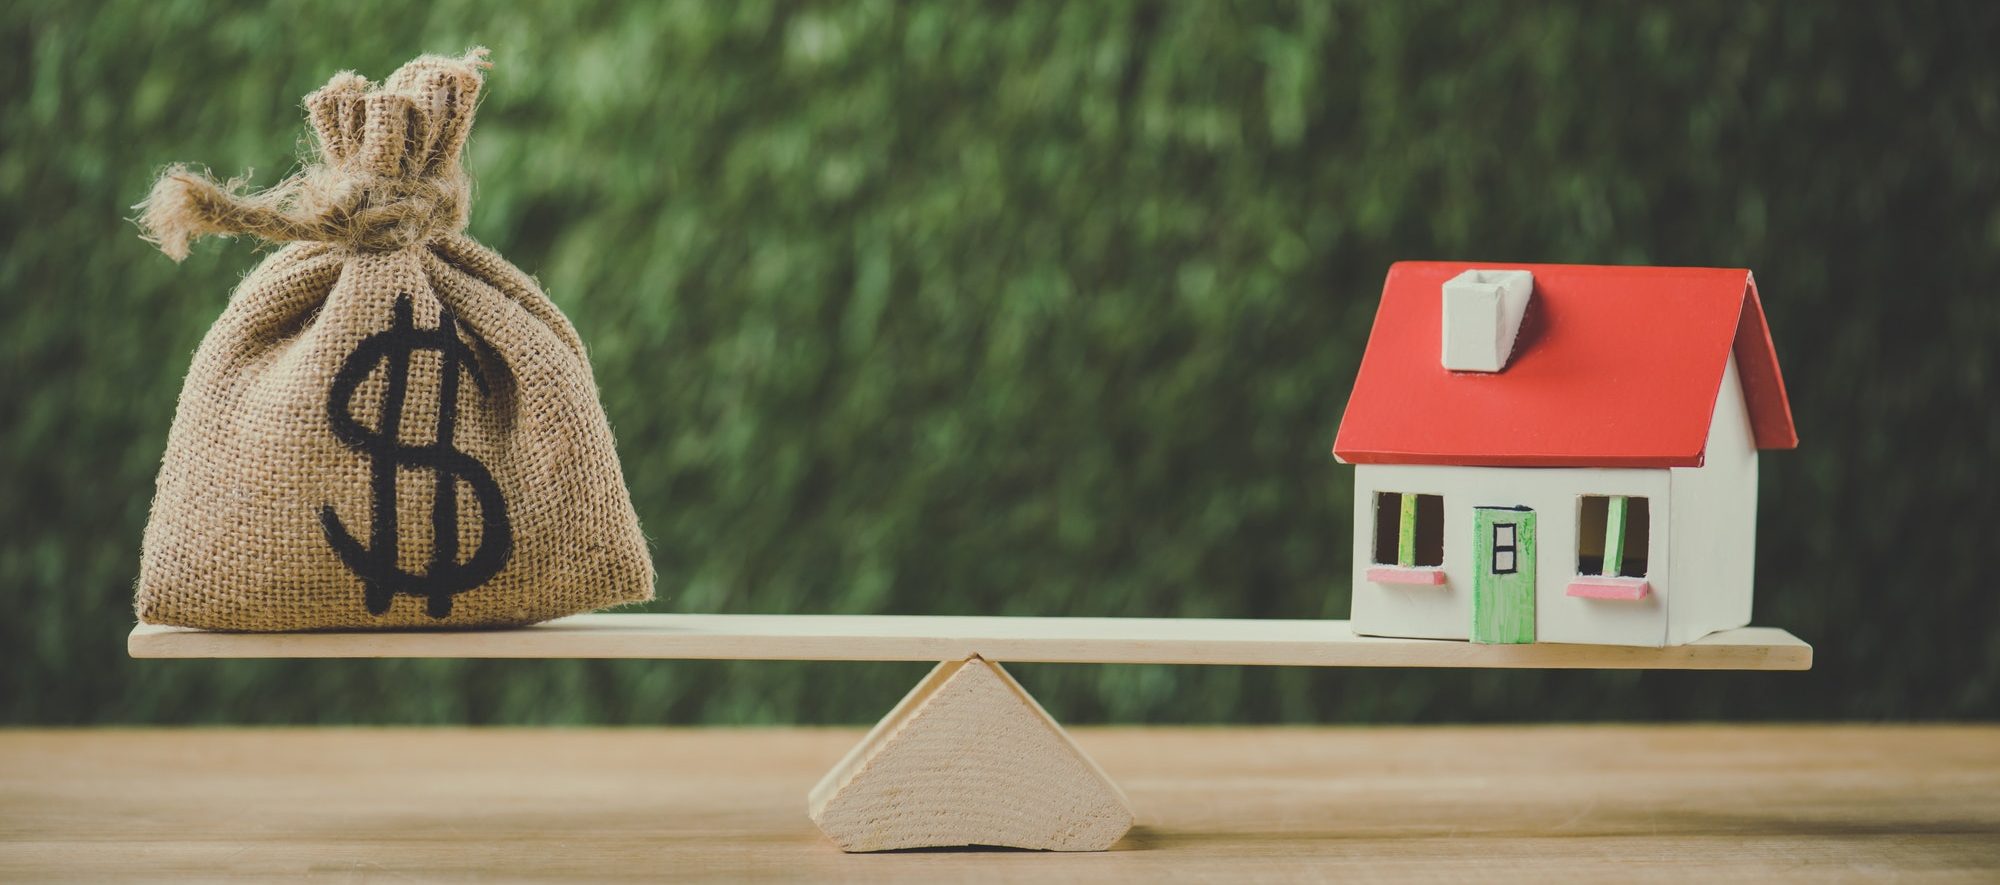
1566, 576, 1651, 600
1366, 566, 1447, 586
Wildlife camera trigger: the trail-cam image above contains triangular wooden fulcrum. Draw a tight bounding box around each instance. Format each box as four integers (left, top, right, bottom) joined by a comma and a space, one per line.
808, 656, 1134, 852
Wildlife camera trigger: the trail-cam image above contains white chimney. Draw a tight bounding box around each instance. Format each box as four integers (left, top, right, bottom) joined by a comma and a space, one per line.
1441, 269, 1534, 372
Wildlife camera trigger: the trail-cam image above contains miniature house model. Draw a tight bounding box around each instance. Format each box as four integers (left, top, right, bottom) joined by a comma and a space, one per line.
1332, 263, 1797, 647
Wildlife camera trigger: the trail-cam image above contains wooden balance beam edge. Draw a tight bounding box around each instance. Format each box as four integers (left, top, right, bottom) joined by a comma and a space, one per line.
128, 614, 1811, 670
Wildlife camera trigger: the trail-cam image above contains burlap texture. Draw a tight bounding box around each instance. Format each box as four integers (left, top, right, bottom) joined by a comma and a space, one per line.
134, 50, 654, 630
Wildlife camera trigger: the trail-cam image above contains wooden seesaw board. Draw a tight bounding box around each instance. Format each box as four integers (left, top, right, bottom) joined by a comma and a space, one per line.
126, 614, 1811, 852
127, 613, 1811, 670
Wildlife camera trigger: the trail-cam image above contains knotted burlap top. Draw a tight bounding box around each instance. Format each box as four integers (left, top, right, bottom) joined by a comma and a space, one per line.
134, 49, 655, 630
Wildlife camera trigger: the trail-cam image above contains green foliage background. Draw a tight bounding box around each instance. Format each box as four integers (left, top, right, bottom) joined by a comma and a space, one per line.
4, 1, 1996, 725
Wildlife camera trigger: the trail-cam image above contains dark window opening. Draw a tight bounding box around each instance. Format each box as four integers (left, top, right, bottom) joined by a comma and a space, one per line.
1578, 495, 1649, 577
1618, 498, 1650, 577
1412, 494, 1443, 567
1373, 492, 1400, 565
1577, 496, 1606, 574
1373, 491, 1443, 567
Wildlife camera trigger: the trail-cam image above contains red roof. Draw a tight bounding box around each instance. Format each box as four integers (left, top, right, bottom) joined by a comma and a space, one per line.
1333, 262, 1798, 468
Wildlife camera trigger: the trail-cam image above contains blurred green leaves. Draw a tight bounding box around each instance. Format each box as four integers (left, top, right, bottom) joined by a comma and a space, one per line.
2, 1, 1997, 724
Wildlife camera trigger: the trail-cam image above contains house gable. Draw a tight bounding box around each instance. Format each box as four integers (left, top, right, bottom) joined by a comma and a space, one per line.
1667, 353, 1761, 644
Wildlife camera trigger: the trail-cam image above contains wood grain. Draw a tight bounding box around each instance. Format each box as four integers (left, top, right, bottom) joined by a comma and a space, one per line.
2, 726, 1994, 882
126, 614, 1812, 670
809, 658, 1132, 851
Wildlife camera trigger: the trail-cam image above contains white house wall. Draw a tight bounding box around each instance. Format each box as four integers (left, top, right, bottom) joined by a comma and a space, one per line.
1667, 354, 1761, 644
1350, 464, 1672, 647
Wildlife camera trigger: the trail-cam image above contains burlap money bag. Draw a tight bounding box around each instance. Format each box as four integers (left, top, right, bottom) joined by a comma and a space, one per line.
133, 49, 654, 630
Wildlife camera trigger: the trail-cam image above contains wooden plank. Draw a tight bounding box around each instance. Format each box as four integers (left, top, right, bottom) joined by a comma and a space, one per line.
4, 726, 1996, 881
127, 614, 1811, 670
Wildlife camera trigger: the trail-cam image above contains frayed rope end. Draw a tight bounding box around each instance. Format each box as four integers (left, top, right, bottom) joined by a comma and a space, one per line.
134, 165, 258, 262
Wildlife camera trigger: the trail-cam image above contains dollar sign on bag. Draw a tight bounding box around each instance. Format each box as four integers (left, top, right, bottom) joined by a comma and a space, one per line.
321, 294, 512, 618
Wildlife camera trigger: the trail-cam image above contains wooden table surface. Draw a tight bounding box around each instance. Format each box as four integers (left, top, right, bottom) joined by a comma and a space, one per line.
3, 726, 1995, 882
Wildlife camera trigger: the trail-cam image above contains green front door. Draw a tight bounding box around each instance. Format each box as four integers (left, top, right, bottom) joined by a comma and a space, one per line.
1472, 507, 1536, 644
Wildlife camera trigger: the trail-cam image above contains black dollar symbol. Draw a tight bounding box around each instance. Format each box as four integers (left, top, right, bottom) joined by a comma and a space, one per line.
321, 294, 512, 619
